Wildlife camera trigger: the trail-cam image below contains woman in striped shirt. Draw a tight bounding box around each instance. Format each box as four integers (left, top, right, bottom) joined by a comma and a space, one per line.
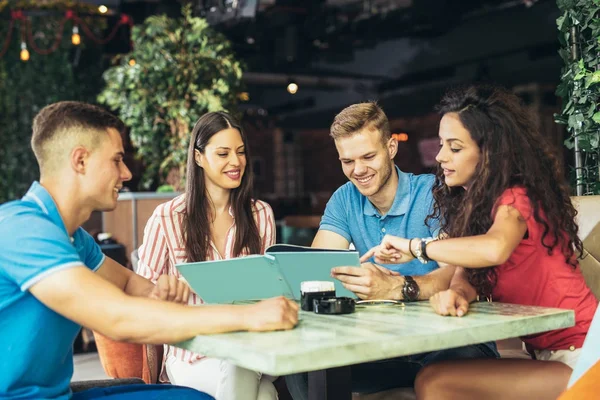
137, 112, 277, 400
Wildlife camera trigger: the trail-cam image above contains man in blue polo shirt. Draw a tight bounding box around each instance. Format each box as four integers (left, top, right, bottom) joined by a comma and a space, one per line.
0, 101, 298, 400
286, 102, 498, 399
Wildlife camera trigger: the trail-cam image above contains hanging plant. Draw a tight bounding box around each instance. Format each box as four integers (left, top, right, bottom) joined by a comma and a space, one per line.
98, 4, 244, 191
555, 0, 600, 195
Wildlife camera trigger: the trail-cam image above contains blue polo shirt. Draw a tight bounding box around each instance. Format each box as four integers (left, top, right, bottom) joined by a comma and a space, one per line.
0, 182, 105, 399
320, 166, 439, 275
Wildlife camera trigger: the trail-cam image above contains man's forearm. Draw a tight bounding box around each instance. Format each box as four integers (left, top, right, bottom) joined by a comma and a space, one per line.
385, 265, 456, 301
413, 264, 456, 300
97, 257, 155, 297
109, 297, 249, 344
30, 266, 249, 345
123, 273, 155, 297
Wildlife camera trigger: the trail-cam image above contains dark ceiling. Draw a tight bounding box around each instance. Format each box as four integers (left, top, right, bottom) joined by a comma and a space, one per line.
94, 0, 562, 127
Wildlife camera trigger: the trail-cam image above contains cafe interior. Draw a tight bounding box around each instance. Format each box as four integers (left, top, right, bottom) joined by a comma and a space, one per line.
1, 0, 600, 399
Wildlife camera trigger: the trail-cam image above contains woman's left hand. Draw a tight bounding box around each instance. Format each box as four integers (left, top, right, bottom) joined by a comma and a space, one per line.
150, 275, 191, 304
360, 235, 415, 264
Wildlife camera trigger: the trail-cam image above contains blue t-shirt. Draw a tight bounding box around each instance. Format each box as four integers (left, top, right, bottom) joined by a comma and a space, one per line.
0, 182, 105, 399
320, 166, 439, 275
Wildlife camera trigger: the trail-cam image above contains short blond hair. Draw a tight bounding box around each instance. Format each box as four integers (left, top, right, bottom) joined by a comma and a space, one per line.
31, 101, 124, 175
330, 102, 390, 143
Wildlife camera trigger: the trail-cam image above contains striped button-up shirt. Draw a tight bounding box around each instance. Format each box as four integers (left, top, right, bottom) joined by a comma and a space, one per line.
137, 193, 275, 370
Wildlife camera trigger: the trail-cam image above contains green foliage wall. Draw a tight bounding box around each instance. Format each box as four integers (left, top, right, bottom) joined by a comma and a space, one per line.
98, 5, 244, 190
0, 9, 105, 204
556, 0, 600, 194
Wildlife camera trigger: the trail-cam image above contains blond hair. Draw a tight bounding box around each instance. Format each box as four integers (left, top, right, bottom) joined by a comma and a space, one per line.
330, 102, 390, 143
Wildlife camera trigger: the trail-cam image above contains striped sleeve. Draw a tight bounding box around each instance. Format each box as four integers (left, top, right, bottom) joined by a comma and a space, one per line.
256, 200, 276, 253
137, 208, 168, 283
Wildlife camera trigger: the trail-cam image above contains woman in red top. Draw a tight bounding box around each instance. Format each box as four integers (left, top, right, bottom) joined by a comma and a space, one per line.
361, 85, 598, 400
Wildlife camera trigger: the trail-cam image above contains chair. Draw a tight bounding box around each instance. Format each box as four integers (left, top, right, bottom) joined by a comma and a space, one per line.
572, 195, 600, 299
558, 360, 600, 400
93, 332, 164, 384
559, 301, 600, 399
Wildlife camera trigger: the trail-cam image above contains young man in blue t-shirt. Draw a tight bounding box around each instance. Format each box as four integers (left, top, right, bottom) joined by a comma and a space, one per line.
286, 102, 498, 399
0, 101, 298, 400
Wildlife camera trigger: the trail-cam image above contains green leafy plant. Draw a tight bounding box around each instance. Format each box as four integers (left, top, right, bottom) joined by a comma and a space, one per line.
98, 5, 244, 190
555, 0, 600, 195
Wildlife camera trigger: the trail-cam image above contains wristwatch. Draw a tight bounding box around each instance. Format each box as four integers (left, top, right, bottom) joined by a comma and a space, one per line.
414, 237, 436, 264
402, 275, 420, 302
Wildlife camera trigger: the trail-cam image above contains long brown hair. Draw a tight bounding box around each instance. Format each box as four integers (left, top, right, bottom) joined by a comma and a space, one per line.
183, 112, 261, 262
427, 85, 583, 297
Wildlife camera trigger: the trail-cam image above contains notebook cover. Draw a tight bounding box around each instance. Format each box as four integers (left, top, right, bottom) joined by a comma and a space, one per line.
266, 245, 360, 299
176, 255, 294, 304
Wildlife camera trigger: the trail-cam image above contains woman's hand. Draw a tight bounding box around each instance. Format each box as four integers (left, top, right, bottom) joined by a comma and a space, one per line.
429, 289, 470, 317
149, 275, 191, 304
360, 235, 415, 264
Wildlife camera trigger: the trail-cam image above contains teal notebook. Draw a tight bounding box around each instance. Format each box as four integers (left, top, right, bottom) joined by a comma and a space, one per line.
176, 245, 360, 304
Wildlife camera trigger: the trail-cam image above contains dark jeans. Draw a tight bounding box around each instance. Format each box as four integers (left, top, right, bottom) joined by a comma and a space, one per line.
72, 384, 214, 400
285, 342, 499, 400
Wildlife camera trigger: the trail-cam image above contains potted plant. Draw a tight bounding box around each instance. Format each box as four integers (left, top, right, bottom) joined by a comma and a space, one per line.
98, 4, 244, 191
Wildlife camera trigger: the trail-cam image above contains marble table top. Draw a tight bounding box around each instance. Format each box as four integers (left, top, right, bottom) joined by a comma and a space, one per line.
176, 301, 574, 376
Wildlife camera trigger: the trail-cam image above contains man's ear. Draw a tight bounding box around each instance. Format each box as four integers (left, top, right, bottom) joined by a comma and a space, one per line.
387, 136, 398, 159
71, 146, 89, 174
194, 149, 204, 168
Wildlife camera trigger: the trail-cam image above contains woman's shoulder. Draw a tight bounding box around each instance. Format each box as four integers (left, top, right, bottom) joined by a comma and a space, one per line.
495, 186, 532, 218
497, 186, 529, 203
502, 186, 528, 196
152, 193, 187, 218
252, 199, 274, 215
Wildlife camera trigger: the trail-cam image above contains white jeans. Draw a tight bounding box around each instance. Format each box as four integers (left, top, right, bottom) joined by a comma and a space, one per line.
534, 348, 581, 370
165, 355, 278, 400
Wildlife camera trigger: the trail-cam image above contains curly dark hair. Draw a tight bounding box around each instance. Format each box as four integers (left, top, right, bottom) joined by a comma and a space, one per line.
426, 85, 583, 298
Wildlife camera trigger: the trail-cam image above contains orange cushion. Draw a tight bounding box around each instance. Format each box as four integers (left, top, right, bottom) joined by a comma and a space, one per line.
93, 332, 163, 384
558, 360, 600, 400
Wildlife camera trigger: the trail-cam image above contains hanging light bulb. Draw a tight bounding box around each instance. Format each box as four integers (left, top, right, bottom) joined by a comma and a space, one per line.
98, 5, 108, 14
71, 26, 81, 46
287, 81, 298, 95
20, 42, 30, 62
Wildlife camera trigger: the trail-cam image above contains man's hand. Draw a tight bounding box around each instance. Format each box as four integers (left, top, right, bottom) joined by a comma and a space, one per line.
360, 235, 415, 264
243, 296, 299, 332
149, 275, 191, 304
331, 263, 401, 300
429, 289, 470, 317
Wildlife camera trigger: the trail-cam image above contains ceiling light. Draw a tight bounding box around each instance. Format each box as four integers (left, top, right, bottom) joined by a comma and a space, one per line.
287, 82, 298, 95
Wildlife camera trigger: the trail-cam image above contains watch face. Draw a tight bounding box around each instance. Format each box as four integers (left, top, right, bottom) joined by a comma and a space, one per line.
404, 280, 420, 301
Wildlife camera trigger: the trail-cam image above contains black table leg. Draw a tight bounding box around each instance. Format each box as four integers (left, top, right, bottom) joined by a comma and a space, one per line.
308, 366, 352, 400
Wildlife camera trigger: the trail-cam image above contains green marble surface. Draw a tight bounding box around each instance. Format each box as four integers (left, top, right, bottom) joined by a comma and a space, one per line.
176, 302, 574, 376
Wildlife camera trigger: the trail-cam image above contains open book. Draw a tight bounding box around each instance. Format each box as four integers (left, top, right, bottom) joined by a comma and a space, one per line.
176, 244, 360, 304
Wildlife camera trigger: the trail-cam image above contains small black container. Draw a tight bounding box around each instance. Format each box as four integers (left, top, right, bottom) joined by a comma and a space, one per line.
301, 290, 336, 311
313, 297, 356, 315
